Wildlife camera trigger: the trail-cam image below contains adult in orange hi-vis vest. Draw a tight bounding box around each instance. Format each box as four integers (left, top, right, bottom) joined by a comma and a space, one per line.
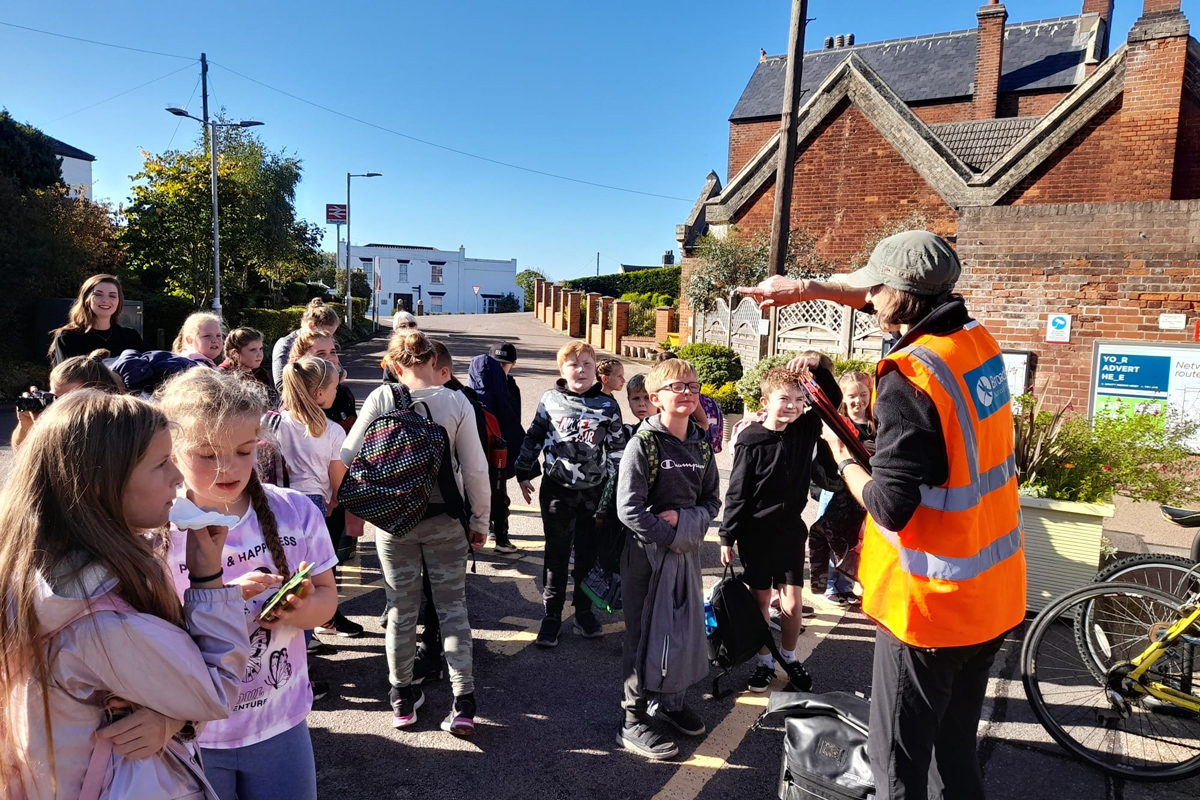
741, 231, 1024, 800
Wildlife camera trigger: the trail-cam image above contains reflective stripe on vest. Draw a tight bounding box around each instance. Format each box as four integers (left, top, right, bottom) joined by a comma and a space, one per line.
873, 522, 1023, 582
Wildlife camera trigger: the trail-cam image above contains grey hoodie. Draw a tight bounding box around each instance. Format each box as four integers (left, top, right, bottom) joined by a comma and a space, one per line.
617, 415, 722, 697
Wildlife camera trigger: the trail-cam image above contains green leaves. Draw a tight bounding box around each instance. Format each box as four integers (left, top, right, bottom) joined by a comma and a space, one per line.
686, 226, 833, 314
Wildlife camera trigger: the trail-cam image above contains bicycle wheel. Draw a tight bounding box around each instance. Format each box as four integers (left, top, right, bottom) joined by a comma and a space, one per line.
1096, 553, 1200, 597
1023, 581, 1200, 781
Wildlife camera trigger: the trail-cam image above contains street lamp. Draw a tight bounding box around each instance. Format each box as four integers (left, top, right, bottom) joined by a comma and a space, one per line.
346, 171, 383, 322
166, 107, 263, 317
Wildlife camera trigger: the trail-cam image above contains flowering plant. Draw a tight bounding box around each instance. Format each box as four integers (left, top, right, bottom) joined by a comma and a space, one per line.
1014, 394, 1199, 504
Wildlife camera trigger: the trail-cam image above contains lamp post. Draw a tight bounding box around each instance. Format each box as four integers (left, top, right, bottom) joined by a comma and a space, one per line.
346, 171, 383, 323
166, 107, 263, 317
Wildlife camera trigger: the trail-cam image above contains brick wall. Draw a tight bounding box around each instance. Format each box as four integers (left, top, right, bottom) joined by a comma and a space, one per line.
998, 90, 1072, 117
728, 119, 779, 178
1117, 27, 1188, 199
957, 201, 1200, 409
1003, 96, 1124, 204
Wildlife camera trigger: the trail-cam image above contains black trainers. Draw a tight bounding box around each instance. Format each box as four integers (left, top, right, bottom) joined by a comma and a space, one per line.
316, 610, 364, 638
653, 705, 706, 737
306, 637, 336, 656
441, 693, 476, 736
390, 685, 424, 729
493, 536, 518, 554
574, 611, 603, 639
748, 663, 775, 693
782, 660, 814, 693
412, 648, 445, 685
310, 681, 330, 702
617, 721, 679, 760
535, 616, 561, 648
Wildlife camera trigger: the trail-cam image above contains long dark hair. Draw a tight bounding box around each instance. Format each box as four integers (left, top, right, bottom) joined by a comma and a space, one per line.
47, 275, 125, 359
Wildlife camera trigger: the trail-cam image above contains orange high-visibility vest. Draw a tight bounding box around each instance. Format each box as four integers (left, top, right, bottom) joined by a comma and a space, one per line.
860, 320, 1026, 648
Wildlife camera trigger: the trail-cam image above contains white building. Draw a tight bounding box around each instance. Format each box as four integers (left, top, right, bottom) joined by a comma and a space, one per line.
48, 137, 95, 200
338, 243, 523, 315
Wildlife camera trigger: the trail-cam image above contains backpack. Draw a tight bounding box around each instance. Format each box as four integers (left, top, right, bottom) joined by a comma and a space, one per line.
706, 562, 812, 699
255, 411, 290, 488
482, 408, 508, 472
337, 384, 464, 538
763, 691, 874, 800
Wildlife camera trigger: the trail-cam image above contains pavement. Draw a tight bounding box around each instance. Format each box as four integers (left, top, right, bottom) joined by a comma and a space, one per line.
2, 312, 1199, 798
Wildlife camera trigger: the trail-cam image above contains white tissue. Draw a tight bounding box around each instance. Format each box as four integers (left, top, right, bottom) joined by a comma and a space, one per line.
170, 497, 240, 530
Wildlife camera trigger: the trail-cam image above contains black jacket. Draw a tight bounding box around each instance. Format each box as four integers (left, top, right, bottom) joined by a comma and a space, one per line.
719, 367, 841, 547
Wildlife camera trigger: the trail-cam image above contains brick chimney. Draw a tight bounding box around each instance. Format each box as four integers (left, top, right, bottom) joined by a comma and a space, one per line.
974, 1, 1007, 120
1117, 0, 1190, 199
1082, 0, 1114, 73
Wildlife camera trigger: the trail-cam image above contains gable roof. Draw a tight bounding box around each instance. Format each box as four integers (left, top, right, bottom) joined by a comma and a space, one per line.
731, 15, 1093, 122
47, 136, 95, 162
930, 117, 1040, 171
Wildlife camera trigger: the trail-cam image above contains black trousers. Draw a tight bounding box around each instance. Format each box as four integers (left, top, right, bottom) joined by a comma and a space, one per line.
491, 472, 512, 540
868, 626, 1006, 800
539, 480, 601, 618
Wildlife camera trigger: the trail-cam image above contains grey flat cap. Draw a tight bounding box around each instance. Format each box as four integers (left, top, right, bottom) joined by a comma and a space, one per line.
839, 230, 960, 296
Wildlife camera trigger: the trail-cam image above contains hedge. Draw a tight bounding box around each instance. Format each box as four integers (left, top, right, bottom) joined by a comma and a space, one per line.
236, 298, 368, 352
676, 342, 743, 386
562, 267, 680, 300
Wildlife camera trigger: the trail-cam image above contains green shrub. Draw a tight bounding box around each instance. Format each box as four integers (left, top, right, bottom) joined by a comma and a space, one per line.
238, 307, 305, 345
284, 282, 310, 305
0, 360, 50, 402
620, 291, 676, 337
139, 293, 198, 350
703, 381, 744, 415
678, 342, 743, 386
562, 267, 680, 299
736, 351, 877, 412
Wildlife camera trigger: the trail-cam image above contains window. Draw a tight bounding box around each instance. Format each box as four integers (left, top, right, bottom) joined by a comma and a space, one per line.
431, 262, 444, 284
398, 260, 409, 282
431, 295, 443, 312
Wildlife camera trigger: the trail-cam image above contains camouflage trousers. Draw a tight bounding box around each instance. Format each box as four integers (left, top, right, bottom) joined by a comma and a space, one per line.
377, 514, 474, 696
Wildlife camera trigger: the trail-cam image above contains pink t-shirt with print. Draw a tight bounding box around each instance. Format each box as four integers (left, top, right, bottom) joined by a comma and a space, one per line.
168, 484, 338, 749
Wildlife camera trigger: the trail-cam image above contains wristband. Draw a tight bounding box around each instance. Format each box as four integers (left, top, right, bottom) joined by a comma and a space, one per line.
837, 458, 861, 478
188, 568, 224, 584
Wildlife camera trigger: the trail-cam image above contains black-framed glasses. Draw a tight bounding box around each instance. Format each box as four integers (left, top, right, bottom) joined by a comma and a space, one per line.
657, 382, 701, 395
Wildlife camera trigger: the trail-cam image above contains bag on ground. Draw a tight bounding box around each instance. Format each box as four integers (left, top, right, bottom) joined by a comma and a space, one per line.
763, 691, 874, 800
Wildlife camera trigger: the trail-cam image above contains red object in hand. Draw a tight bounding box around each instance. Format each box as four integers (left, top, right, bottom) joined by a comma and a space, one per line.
798, 375, 874, 469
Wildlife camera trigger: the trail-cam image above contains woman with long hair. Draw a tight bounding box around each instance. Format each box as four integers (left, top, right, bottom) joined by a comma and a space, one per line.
0, 391, 250, 800
48, 275, 144, 366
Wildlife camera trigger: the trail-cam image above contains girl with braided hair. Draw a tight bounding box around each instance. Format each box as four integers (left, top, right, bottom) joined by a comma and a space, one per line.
157, 368, 338, 800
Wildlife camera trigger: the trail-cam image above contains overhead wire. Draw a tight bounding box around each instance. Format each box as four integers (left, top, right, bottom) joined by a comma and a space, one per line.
51, 62, 195, 123
166, 73, 202, 150
0, 20, 194, 60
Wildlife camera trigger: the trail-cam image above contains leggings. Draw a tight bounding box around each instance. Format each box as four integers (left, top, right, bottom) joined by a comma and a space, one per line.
203, 720, 317, 800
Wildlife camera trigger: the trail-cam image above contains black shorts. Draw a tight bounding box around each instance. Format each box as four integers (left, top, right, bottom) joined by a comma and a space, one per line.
737, 527, 808, 591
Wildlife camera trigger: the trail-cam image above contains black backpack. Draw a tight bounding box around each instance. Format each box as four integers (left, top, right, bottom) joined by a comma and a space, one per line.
763, 691, 874, 800
707, 563, 812, 699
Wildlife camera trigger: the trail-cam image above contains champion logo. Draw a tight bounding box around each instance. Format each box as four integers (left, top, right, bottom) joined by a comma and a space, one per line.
660, 459, 704, 472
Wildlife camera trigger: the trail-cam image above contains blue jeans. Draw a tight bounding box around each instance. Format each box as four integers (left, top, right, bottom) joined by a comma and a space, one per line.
203, 720, 317, 800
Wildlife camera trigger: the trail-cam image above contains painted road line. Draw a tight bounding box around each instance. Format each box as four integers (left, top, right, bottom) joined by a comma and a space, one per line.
334, 562, 383, 601
650, 603, 844, 800
488, 613, 575, 656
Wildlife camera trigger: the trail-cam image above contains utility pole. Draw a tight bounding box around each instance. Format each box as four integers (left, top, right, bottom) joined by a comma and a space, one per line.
596, 252, 600, 276
200, 53, 209, 137
766, 0, 809, 355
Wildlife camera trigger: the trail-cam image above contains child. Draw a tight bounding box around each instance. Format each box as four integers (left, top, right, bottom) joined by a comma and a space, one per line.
173, 312, 225, 366
278, 357, 348, 517
468, 345, 524, 554
596, 357, 626, 397
12, 349, 126, 449
515, 341, 626, 646
718, 361, 841, 693
624, 373, 654, 436
615, 358, 721, 760
273, 299, 340, 392
221, 327, 278, 406
0, 390, 250, 800
341, 330, 490, 735
809, 371, 876, 605
651, 351, 723, 453
159, 369, 339, 800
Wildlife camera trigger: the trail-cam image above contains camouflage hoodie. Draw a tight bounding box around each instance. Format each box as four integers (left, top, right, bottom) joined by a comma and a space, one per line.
515, 379, 627, 490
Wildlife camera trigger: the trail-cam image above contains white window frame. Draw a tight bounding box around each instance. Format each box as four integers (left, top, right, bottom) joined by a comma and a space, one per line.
431, 264, 444, 284
431, 295, 443, 312
398, 260, 409, 282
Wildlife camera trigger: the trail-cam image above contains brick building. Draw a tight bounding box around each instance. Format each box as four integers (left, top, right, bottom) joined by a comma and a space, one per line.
678, 0, 1200, 410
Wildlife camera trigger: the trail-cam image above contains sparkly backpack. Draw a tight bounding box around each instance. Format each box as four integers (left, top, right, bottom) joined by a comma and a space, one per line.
338, 384, 463, 537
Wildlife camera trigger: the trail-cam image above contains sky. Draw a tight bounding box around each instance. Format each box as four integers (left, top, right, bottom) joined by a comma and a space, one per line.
0, 1, 1184, 281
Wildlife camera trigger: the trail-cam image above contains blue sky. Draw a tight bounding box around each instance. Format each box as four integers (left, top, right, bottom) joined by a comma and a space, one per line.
0, 1, 1180, 281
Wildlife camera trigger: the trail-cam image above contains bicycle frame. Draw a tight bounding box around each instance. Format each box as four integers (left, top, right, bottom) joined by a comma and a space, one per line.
1127, 600, 1200, 713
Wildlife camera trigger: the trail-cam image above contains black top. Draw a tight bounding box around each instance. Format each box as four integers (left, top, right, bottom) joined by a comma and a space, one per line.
51, 324, 144, 366
860, 301, 968, 532
719, 366, 842, 547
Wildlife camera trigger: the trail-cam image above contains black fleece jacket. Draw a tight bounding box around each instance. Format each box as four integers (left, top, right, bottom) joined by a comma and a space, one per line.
860, 301, 968, 531
718, 366, 841, 547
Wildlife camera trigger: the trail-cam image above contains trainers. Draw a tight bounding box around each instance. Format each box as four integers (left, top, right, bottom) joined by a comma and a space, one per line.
311, 681, 330, 702
574, 611, 603, 639
653, 705, 706, 737
748, 663, 775, 693
617, 721, 679, 760
535, 616, 561, 648
823, 591, 852, 607
389, 685, 424, 729
493, 536, 519, 554
316, 610, 364, 638
441, 693, 476, 736
306, 637, 335, 656
412, 649, 444, 685
783, 660, 814, 693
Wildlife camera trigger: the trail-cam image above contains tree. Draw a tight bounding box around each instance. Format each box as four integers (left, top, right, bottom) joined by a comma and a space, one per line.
515, 268, 545, 311
686, 226, 832, 313
335, 269, 371, 299
493, 293, 521, 313
121, 120, 323, 313
0, 110, 63, 192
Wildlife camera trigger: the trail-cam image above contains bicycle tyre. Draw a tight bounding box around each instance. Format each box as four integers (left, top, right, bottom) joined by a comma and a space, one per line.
1023, 581, 1200, 782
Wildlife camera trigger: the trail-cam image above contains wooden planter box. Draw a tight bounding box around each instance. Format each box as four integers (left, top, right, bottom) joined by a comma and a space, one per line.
1021, 495, 1114, 613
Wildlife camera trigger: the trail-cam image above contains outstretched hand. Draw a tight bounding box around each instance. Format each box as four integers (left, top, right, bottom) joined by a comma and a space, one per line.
738, 275, 806, 308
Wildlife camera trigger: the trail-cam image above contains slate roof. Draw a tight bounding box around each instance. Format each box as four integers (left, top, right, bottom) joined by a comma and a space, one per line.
929, 117, 1041, 170
730, 15, 1090, 121
47, 136, 95, 162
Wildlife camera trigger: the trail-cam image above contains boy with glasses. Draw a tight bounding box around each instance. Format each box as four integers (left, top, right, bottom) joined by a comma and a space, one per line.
615, 358, 721, 760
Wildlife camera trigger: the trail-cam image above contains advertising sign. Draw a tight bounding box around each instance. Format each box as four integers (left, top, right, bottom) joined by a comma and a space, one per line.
1089, 341, 1200, 451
